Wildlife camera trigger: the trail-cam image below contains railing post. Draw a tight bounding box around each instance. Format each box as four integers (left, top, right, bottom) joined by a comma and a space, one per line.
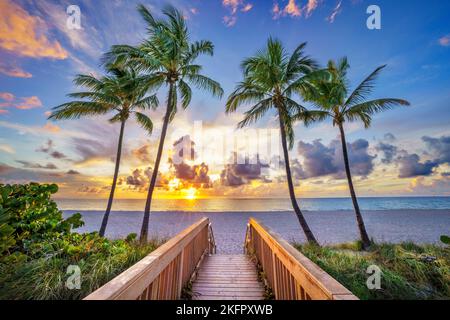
271, 251, 278, 299
176, 249, 184, 298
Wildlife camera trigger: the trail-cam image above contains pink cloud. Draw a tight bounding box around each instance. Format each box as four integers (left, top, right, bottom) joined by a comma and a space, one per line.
327, 1, 342, 23
222, 0, 253, 27
305, 0, 318, 17
0, 62, 32, 78
273, 0, 303, 19
16, 96, 42, 110
0, 92, 15, 102
439, 35, 450, 47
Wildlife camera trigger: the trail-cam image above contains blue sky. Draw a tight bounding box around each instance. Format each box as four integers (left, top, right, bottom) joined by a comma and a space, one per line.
0, 0, 449, 199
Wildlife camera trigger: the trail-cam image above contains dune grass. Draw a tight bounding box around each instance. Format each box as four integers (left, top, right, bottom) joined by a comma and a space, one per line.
294, 242, 450, 300
0, 236, 161, 300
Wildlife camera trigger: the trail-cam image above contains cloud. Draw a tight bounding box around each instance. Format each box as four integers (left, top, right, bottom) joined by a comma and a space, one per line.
397, 153, 438, 178
326, 0, 342, 23
408, 176, 450, 195
422, 135, 450, 165
0, 62, 32, 78
297, 138, 376, 179
36, 139, 67, 159
0, 93, 42, 113
67, 170, 80, 175
222, 0, 253, 27
305, 0, 319, 17
0, 0, 68, 59
0, 144, 15, 154
16, 96, 42, 110
221, 154, 270, 187
439, 35, 450, 47
273, 0, 301, 19
16, 160, 58, 170
376, 142, 398, 164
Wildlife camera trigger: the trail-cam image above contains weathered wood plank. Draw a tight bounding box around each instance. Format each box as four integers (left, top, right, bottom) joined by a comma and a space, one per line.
192, 254, 264, 300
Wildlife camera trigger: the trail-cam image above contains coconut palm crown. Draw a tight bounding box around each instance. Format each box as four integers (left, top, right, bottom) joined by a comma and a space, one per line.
298, 57, 410, 249
49, 65, 158, 237
104, 4, 224, 242
226, 38, 322, 244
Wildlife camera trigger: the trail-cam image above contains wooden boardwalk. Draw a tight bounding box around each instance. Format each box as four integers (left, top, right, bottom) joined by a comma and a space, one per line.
192, 254, 265, 300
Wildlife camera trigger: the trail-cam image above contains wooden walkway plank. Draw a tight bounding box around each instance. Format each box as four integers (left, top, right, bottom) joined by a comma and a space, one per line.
192, 254, 265, 300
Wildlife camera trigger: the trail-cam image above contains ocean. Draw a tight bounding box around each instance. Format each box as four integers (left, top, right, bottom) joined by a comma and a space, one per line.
56, 196, 450, 212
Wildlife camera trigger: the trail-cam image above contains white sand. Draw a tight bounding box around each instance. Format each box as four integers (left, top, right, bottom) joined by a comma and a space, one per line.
64, 210, 450, 254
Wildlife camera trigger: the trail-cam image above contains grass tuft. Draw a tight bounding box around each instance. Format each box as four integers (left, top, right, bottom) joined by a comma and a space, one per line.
293, 242, 449, 300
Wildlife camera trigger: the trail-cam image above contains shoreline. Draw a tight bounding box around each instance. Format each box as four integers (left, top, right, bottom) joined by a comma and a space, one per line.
64, 209, 450, 254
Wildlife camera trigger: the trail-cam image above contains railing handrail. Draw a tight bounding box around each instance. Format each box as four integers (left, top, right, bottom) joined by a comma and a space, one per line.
84, 218, 210, 300
245, 218, 358, 300
208, 223, 217, 255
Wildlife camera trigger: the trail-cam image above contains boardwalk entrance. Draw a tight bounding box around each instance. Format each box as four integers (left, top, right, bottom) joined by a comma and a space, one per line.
192, 255, 264, 300
85, 217, 357, 300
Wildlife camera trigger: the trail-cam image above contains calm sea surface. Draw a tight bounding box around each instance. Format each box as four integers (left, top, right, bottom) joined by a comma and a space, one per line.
56, 197, 450, 212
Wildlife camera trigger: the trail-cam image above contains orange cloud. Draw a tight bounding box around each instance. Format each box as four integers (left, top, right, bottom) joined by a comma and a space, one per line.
273, 0, 302, 19
0, 62, 32, 78
0, 0, 68, 59
284, 0, 301, 17
43, 122, 61, 133
16, 96, 42, 110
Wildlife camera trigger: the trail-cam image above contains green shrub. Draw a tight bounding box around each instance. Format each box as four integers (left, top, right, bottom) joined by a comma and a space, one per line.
0, 183, 161, 300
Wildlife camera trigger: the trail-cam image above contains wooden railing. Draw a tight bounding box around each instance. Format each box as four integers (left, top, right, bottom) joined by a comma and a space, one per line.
244, 218, 358, 300
84, 218, 214, 300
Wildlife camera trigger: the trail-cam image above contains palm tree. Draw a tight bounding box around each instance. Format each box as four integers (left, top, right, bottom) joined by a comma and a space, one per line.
300, 57, 410, 249
104, 5, 223, 242
49, 66, 158, 237
226, 38, 321, 245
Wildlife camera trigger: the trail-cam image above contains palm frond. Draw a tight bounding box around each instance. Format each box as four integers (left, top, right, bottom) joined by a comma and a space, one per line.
186, 74, 224, 98
178, 79, 192, 109
237, 98, 273, 129
135, 111, 154, 133
344, 65, 386, 108
134, 95, 159, 110
48, 102, 110, 120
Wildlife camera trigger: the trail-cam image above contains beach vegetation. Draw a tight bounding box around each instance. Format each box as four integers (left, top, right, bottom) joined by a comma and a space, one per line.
0, 183, 160, 299
104, 5, 224, 243
299, 58, 410, 249
294, 242, 450, 300
49, 66, 158, 237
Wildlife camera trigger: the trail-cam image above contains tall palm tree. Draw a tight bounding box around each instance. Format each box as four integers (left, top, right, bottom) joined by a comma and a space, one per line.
226, 38, 321, 245
300, 57, 410, 249
49, 66, 158, 237
105, 5, 223, 242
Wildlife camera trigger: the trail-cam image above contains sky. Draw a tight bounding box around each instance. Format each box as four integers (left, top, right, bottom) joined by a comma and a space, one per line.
0, 0, 449, 200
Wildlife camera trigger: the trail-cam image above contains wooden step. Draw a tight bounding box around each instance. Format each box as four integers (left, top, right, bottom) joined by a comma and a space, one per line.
192, 254, 264, 300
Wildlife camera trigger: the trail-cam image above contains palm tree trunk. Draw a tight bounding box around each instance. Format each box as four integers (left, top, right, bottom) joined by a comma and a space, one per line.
278, 114, 318, 245
338, 122, 371, 249
99, 120, 126, 237
140, 83, 174, 243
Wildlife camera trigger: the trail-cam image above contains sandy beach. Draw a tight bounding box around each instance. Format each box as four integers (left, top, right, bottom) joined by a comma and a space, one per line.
64, 209, 450, 254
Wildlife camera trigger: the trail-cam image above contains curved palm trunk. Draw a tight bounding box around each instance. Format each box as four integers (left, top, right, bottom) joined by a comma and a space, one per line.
99, 120, 126, 237
278, 115, 318, 245
338, 123, 371, 249
140, 84, 174, 243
